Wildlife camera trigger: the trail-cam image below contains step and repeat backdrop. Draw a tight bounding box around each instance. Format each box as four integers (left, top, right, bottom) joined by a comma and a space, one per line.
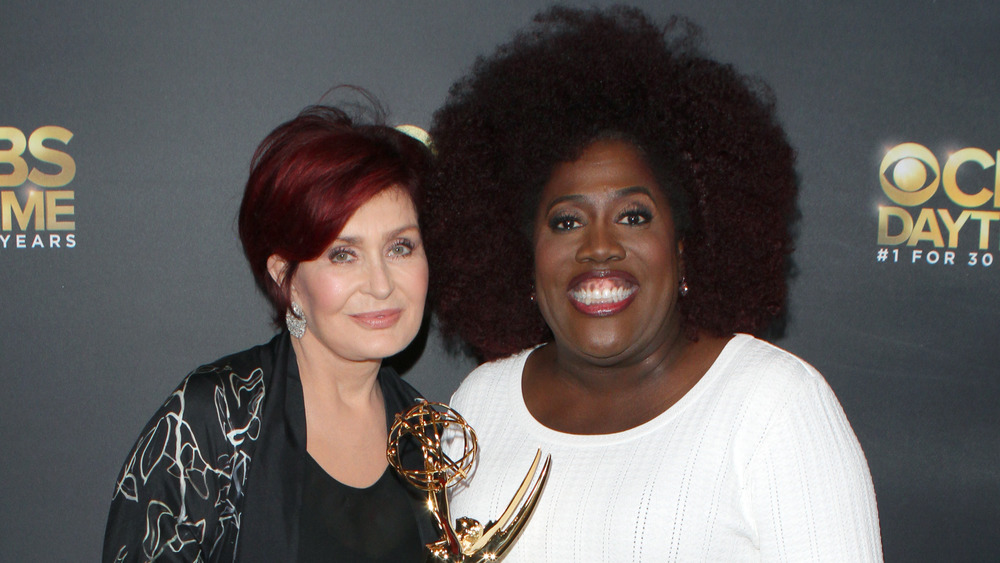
2, 2, 996, 560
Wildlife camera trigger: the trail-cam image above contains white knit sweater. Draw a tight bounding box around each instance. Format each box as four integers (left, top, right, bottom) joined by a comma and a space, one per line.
446, 334, 882, 562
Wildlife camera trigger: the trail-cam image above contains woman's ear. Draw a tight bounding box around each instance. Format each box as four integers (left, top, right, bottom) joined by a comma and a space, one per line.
267, 254, 289, 286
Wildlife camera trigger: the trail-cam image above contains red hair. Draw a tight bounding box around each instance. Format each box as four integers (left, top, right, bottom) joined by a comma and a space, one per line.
239, 104, 431, 326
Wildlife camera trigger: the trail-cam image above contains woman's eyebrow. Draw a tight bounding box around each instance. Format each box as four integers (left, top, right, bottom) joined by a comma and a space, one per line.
543, 186, 653, 214
334, 224, 420, 245
543, 194, 586, 214
613, 185, 654, 199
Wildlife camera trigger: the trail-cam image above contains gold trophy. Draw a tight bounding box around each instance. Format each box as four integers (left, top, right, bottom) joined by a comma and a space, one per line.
387, 400, 551, 562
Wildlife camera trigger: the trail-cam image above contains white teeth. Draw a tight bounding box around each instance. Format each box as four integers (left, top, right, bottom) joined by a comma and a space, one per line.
571, 286, 636, 305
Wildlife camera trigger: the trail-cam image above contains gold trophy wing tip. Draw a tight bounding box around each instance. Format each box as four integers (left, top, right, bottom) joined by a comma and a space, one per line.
465, 450, 549, 555
482, 453, 551, 557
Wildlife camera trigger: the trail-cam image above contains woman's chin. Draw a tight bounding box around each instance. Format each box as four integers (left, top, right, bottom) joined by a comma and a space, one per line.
558, 337, 638, 365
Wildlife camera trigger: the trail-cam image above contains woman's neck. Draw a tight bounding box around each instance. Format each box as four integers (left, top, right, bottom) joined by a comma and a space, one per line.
290, 334, 382, 406
290, 334, 389, 488
523, 329, 730, 435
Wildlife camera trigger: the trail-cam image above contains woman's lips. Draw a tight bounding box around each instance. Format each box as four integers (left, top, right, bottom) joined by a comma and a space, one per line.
349, 309, 403, 329
566, 270, 639, 317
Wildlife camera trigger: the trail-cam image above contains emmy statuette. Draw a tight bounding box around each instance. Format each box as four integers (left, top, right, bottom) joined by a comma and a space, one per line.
387, 400, 550, 562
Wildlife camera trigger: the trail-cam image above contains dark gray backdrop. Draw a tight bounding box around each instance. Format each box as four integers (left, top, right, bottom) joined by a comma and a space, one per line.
2, 2, 997, 561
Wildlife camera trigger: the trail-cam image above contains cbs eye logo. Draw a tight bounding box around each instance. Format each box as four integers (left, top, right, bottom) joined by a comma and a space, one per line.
879, 143, 939, 206
880, 142, 999, 208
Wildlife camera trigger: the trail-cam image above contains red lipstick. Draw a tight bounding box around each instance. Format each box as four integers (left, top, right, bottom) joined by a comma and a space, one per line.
566, 270, 639, 317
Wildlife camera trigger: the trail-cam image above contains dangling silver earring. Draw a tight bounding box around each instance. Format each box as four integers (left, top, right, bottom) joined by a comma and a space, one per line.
678, 277, 689, 297
286, 301, 307, 338
529, 284, 536, 303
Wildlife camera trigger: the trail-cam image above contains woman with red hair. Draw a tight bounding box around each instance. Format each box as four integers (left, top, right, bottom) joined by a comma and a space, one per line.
103, 103, 435, 562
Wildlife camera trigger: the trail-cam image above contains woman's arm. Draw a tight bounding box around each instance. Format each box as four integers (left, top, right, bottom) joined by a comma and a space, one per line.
747, 374, 882, 562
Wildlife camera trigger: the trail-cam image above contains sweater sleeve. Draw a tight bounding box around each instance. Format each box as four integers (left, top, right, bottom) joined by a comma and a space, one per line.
746, 370, 882, 562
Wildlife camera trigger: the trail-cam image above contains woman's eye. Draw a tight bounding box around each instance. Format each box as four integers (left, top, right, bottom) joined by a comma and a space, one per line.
388, 239, 415, 257
617, 208, 652, 226
549, 214, 582, 231
329, 249, 356, 263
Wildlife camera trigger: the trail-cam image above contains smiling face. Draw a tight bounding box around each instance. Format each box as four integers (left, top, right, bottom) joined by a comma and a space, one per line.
533, 139, 683, 366
270, 187, 428, 366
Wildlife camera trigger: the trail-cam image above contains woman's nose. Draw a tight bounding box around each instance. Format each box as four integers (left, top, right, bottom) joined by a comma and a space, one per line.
575, 222, 625, 263
364, 259, 394, 299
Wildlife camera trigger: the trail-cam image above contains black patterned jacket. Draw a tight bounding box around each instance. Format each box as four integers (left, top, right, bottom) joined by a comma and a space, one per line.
102, 332, 434, 562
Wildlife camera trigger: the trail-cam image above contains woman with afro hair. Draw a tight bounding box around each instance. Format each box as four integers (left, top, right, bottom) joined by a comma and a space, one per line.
423, 6, 881, 561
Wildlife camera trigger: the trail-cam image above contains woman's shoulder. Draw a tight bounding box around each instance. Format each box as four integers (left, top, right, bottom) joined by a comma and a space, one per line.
134, 334, 284, 447
102, 336, 285, 563
193, 333, 284, 377
461, 348, 531, 387
719, 334, 828, 394
449, 348, 532, 410
177, 333, 283, 399
110, 337, 282, 497
715, 334, 849, 436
